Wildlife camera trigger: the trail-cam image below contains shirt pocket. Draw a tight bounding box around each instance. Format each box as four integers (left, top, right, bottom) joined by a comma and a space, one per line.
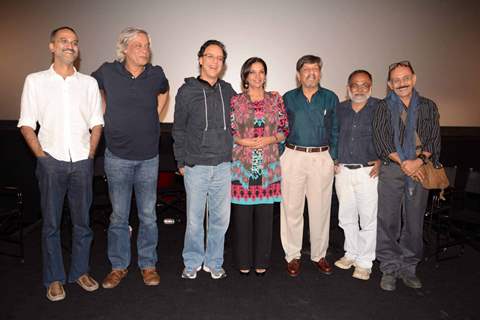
359, 116, 373, 137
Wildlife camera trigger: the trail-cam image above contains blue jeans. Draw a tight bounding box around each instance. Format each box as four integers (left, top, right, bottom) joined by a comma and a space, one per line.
104, 148, 159, 270
182, 162, 231, 271
36, 154, 94, 287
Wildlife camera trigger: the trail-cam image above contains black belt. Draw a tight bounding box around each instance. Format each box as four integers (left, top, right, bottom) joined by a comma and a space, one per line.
286, 143, 329, 153
342, 163, 374, 170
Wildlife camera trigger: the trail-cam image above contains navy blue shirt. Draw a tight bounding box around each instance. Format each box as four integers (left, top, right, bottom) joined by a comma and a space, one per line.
92, 61, 169, 160
283, 86, 339, 159
336, 97, 379, 164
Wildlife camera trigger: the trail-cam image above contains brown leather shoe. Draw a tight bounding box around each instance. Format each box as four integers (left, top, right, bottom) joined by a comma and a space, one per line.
287, 258, 301, 277
76, 274, 99, 292
313, 257, 333, 275
141, 268, 160, 286
46, 281, 66, 302
102, 269, 128, 289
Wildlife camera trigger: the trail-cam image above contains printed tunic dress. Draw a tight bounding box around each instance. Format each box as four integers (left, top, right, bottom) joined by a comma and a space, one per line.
230, 92, 289, 205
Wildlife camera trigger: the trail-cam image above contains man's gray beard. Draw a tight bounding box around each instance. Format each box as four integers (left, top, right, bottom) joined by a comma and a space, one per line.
348, 90, 371, 104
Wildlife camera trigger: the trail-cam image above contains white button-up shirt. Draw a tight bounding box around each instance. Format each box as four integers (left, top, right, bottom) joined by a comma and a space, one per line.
18, 65, 104, 162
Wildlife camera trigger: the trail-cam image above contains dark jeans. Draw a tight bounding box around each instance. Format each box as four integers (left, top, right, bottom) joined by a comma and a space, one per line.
232, 203, 273, 270
376, 164, 429, 276
36, 154, 94, 287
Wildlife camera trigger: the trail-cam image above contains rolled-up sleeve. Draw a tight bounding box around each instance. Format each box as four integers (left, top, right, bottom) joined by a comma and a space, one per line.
88, 80, 104, 129
17, 75, 38, 129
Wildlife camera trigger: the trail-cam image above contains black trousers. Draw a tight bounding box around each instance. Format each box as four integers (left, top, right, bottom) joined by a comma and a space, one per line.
376, 164, 429, 276
232, 203, 273, 270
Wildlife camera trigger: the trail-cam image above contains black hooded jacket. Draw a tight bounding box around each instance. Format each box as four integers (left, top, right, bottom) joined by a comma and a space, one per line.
172, 77, 236, 168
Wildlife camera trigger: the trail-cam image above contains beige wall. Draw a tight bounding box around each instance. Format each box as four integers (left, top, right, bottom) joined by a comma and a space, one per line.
1, 0, 479, 125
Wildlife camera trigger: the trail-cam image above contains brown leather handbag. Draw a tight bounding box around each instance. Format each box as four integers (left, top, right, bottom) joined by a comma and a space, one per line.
417, 161, 449, 190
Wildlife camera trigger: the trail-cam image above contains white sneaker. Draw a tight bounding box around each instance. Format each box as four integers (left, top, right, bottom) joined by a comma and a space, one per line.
181, 266, 202, 279
203, 265, 227, 279
334, 256, 355, 270
352, 266, 371, 280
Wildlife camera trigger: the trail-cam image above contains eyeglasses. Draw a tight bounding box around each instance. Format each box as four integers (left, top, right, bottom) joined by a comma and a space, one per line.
203, 54, 225, 62
390, 75, 414, 86
388, 60, 412, 72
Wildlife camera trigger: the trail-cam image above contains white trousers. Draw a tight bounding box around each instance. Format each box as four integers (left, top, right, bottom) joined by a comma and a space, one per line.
335, 165, 378, 269
280, 148, 334, 262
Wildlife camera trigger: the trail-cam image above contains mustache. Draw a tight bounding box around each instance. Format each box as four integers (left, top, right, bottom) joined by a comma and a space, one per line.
397, 85, 409, 90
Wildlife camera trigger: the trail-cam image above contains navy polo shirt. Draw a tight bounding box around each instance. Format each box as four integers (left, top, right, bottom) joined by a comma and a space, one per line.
336, 97, 379, 164
92, 61, 169, 160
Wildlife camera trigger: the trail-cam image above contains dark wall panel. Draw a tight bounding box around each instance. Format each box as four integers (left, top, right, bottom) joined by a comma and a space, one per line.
1, 120, 478, 223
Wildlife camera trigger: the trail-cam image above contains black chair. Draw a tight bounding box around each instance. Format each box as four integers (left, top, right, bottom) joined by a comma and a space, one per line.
424, 166, 458, 260
432, 168, 480, 261
425, 166, 457, 229
156, 132, 185, 224
156, 171, 186, 224
0, 186, 25, 262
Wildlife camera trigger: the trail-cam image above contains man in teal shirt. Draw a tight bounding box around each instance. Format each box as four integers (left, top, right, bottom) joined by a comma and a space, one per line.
280, 54, 339, 277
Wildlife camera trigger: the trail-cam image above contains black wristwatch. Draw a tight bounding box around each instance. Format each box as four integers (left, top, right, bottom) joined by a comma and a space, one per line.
417, 153, 428, 165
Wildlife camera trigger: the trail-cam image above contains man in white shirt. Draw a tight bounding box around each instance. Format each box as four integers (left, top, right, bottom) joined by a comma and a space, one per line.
18, 26, 104, 302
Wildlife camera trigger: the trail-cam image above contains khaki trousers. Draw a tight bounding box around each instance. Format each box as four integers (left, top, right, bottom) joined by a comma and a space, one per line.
280, 147, 334, 262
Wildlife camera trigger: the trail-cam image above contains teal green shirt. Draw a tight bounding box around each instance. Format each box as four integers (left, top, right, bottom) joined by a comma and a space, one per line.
283, 86, 339, 159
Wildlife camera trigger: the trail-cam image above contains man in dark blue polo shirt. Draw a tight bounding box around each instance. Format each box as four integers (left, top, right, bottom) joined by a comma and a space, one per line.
334, 70, 380, 281
280, 55, 339, 277
91, 27, 169, 289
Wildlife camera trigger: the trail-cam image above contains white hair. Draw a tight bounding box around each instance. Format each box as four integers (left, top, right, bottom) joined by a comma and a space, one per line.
115, 27, 151, 62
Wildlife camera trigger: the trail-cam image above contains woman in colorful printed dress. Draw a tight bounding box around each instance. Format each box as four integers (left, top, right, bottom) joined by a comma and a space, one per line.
230, 57, 289, 276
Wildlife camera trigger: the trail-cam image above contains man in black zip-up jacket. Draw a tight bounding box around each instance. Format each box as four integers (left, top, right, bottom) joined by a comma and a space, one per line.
173, 40, 236, 280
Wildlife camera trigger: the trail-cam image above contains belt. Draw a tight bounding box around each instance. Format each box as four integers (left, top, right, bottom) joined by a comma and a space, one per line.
341, 163, 374, 170
286, 143, 329, 153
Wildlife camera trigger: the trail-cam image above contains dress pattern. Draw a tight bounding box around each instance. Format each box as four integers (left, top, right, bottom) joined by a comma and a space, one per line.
230, 92, 289, 205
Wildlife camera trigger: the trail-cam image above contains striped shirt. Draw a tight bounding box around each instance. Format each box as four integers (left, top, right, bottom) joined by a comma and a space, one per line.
372, 95, 441, 165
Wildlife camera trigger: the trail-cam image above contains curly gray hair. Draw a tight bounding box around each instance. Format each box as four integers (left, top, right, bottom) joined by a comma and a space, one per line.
116, 27, 151, 62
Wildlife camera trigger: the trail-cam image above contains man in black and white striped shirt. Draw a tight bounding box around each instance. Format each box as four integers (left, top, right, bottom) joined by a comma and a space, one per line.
372, 61, 441, 291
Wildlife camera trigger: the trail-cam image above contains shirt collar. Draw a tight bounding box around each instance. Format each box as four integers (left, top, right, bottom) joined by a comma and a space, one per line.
347, 97, 378, 112
114, 60, 152, 78
296, 85, 322, 100
48, 64, 78, 80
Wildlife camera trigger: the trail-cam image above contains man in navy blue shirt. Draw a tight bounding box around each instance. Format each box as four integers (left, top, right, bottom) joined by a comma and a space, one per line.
92, 27, 169, 289
334, 70, 380, 281
280, 55, 339, 277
